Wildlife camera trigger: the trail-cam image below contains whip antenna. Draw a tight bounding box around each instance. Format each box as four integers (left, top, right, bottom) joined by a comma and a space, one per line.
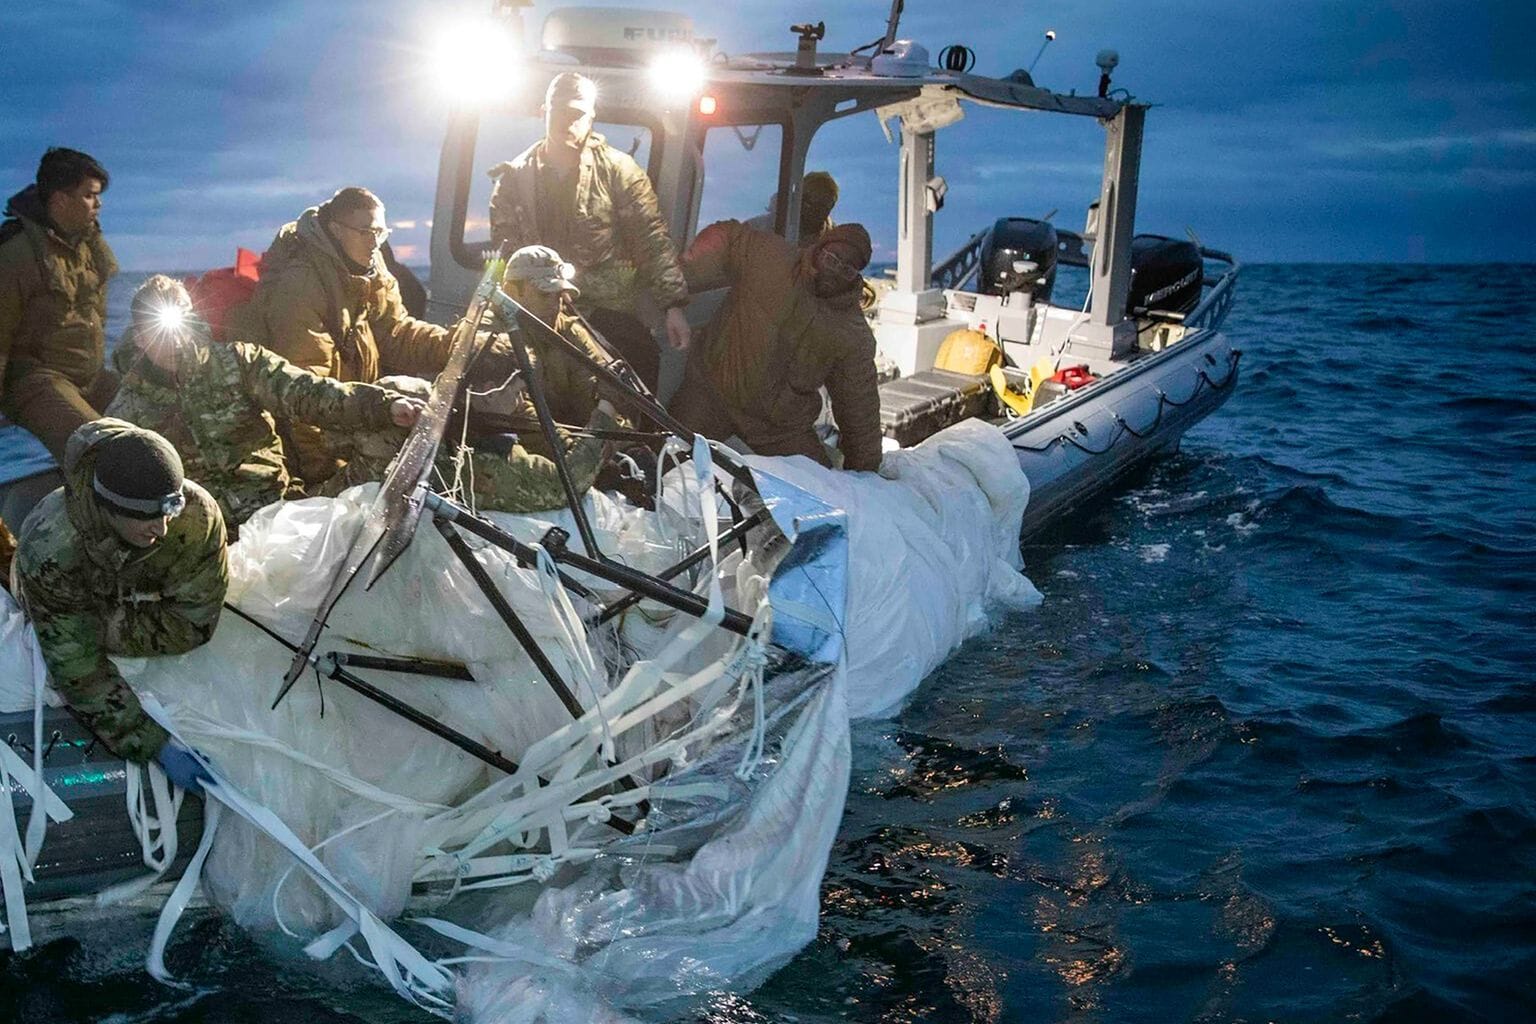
1028, 29, 1057, 75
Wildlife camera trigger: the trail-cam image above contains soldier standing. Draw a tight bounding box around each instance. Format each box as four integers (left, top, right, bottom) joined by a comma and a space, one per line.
488, 73, 691, 392
11, 420, 227, 791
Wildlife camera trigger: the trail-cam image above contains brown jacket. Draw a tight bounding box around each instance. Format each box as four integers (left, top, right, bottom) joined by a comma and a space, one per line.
676, 220, 881, 472
235, 208, 457, 481
0, 186, 117, 392
488, 134, 689, 314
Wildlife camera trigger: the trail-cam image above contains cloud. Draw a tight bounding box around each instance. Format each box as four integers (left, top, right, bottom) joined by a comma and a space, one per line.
3, 0, 1532, 267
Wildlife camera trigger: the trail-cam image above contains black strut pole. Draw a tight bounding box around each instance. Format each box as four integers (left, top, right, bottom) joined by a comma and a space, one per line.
427, 493, 753, 637
325, 661, 521, 774
505, 327, 603, 559
433, 517, 587, 720
329, 652, 476, 682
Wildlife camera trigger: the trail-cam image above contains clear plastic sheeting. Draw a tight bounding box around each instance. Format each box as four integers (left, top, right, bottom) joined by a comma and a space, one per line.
745, 418, 1042, 719
0, 589, 50, 714
0, 415, 1039, 1017
103, 461, 851, 1019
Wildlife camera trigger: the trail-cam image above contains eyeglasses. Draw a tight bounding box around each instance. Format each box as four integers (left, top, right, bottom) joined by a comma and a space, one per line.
339, 221, 390, 244
817, 247, 863, 281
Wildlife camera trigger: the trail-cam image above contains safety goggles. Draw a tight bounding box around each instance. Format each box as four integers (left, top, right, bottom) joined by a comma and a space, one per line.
92, 478, 187, 520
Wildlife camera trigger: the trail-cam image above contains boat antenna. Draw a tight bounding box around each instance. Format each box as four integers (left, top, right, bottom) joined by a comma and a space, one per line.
852, 0, 905, 56
1027, 29, 1057, 75
880, 0, 905, 52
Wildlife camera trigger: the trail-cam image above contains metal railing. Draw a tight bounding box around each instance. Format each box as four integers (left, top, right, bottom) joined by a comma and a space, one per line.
929, 228, 990, 291
1184, 248, 1240, 334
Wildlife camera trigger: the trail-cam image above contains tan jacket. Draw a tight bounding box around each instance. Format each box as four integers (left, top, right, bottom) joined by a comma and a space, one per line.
488, 134, 689, 313
0, 186, 117, 392
677, 220, 882, 472
235, 208, 456, 480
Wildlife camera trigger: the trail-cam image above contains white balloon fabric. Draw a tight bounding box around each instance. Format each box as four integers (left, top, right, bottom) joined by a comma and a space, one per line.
745, 418, 1042, 719
0, 417, 1039, 1019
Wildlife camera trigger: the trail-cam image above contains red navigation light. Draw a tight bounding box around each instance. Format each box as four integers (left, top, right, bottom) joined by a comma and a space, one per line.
697, 94, 718, 116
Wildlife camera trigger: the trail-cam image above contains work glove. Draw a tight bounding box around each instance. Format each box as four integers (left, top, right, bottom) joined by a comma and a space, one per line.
155, 738, 214, 796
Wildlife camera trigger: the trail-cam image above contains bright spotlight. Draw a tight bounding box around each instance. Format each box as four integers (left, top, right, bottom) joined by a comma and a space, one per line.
648, 47, 707, 103
434, 19, 520, 102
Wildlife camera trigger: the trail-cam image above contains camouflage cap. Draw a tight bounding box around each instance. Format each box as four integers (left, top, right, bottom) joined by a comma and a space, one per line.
545, 72, 597, 116
505, 245, 580, 297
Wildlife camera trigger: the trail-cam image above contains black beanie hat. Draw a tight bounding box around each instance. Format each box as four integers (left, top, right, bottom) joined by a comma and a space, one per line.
92, 431, 186, 519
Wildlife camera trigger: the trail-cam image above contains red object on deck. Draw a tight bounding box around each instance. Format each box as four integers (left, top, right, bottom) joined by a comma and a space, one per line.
184, 248, 263, 342
1052, 365, 1095, 390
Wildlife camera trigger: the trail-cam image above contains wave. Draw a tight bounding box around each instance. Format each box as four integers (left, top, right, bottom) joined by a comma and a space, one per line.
1436, 393, 1536, 417
1343, 314, 1423, 333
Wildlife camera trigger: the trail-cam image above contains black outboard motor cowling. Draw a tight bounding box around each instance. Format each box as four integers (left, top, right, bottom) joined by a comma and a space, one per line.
980, 218, 1058, 301
1127, 235, 1203, 315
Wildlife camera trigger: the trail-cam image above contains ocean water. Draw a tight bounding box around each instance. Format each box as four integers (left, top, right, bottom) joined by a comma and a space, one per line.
4, 265, 1534, 1021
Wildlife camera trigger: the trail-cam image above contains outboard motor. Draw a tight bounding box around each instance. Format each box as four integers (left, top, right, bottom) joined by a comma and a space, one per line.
1127, 235, 1203, 315
979, 217, 1058, 301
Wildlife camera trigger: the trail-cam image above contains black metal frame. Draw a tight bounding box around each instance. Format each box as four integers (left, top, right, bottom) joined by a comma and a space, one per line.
254, 264, 777, 841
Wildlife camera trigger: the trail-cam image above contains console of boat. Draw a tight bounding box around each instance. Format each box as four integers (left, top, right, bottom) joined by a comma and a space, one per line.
424, 1, 1242, 538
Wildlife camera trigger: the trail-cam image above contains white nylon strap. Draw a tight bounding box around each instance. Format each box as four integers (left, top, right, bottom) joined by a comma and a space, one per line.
137, 697, 454, 1014
0, 639, 75, 952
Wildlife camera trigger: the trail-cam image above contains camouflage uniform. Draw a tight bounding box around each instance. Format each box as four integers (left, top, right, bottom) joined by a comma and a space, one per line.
0, 185, 119, 459
107, 332, 401, 527
11, 419, 229, 762
488, 133, 689, 316
0, 516, 15, 591
462, 408, 615, 514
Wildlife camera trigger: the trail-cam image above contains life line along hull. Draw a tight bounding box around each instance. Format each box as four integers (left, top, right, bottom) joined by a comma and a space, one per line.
0, 706, 205, 901
1012, 328, 1241, 539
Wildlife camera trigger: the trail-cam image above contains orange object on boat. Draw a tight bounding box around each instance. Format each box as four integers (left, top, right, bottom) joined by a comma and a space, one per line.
184, 247, 262, 342
1051, 365, 1095, 390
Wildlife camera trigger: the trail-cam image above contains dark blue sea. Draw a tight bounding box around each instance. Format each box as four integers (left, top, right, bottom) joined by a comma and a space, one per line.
4, 264, 1534, 1022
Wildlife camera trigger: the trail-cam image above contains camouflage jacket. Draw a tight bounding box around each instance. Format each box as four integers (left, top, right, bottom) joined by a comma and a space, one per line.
0, 186, 118, 391
12, 419, 229, 762
515, 302, 613, 427
107, 334, 399, 526
466, 407, 614, 514
488, 134, 689, 313
0, 515, 15, 590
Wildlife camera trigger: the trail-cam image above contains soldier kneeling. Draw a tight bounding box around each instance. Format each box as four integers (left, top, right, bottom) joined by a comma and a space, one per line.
11, 420, 226, 791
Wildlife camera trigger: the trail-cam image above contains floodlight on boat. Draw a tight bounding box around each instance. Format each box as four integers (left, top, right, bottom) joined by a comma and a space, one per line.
647, 47, 707, 102
697, 94, 718, 116
433, 19, 521, 102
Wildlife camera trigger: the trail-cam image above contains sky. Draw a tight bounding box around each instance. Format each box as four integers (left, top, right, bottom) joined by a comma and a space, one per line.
1, 0, 1531, 270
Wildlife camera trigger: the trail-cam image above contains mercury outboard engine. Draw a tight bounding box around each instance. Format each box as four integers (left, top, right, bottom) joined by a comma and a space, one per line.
979, 217, 1058, 301
1127, 235, 1203, 315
